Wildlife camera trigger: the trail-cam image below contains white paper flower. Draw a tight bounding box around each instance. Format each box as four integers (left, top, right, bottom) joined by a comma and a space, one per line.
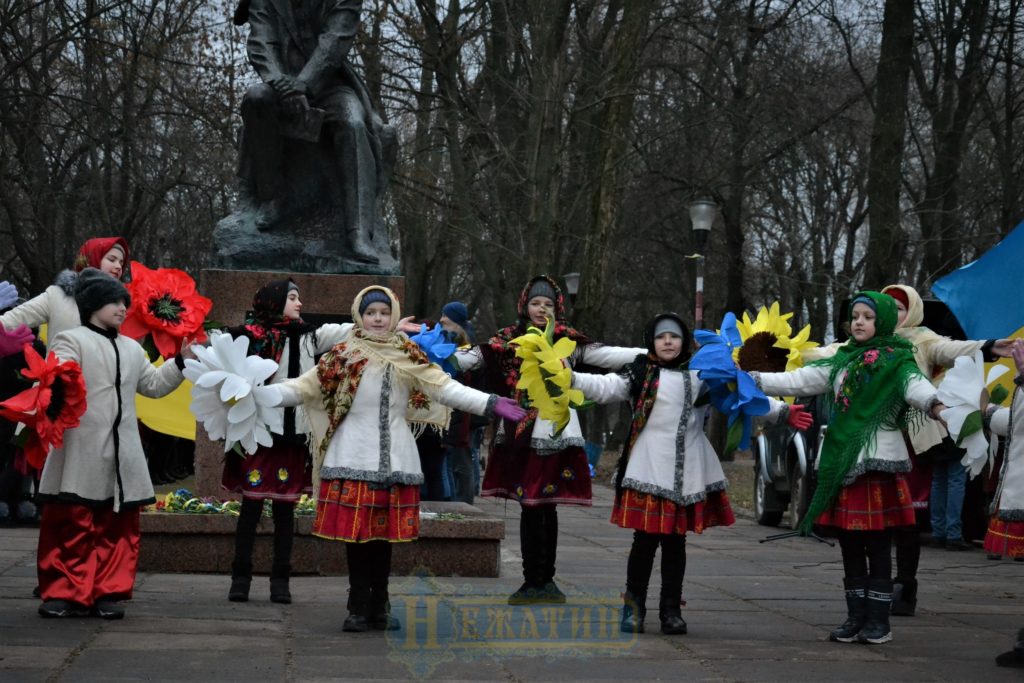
937, 351, 1009, 478
184, 332, 284, 454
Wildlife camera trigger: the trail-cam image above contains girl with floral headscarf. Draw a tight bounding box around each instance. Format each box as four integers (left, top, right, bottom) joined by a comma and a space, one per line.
271, 287, 524, 632
452, 275, 645, 606
751, 291, 946, 646
219, 278, 351, 605
1, 237, 129, 347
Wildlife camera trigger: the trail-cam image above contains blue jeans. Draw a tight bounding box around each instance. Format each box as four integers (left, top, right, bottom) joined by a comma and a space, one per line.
930, 458, 967, 541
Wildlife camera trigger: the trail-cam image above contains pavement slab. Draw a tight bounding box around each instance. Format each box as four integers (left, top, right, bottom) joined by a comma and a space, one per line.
1, 482, 1021, 681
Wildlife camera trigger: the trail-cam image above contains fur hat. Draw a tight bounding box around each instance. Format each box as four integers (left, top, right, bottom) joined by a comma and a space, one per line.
75, 267, 130, 324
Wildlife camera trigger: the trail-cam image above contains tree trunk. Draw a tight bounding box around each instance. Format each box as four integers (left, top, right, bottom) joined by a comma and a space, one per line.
863, 0, 914, 288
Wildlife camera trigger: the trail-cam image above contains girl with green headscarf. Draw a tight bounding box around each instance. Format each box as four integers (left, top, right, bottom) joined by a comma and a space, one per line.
751, 291, 946, 647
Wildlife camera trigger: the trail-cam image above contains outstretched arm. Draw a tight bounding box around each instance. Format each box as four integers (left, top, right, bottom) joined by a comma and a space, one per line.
577, 344, 646, 370
571, 370, 631, 405
752, 365, 831, 398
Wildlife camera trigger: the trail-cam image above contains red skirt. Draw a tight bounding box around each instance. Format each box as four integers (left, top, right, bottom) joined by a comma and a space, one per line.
611, 487, 735, 535
221, 441, 312, 502
815, 471, 915, 531
984, 516, 1024, 558
312, 479, 419, 543
38, 503, 140, 606
481, 443, 592, 507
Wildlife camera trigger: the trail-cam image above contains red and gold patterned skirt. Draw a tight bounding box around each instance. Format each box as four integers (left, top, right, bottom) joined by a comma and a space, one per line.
815, 471, 915, 531
983, 516, 1024, 558
312, 479, 420, 543
611, 487, 735, 535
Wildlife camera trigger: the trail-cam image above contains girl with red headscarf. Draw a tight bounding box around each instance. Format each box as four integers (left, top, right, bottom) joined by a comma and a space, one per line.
1, 237, 129, 346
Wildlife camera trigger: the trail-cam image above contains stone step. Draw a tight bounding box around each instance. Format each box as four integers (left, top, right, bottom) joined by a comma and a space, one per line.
138, 501, 504, 577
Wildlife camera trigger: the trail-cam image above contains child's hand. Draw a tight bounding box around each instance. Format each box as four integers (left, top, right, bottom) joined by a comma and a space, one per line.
930, 401, 948, 428
493, 396, 527, 422
787, 404, 813, 431
180, 342, 198, 361
0, 324, 34, 358
397, 316, 420, 334
1012, 339, 1024, 377
0, 280, 18, 310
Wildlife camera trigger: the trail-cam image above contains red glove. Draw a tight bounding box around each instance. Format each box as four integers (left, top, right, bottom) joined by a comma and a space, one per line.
494, 396, 527, 422
0, 324, 34, 358
787, 404, 813, 431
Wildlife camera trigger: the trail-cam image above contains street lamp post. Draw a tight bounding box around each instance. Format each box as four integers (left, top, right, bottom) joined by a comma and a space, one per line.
688, 200, 716, 329
562, 272, 581, 309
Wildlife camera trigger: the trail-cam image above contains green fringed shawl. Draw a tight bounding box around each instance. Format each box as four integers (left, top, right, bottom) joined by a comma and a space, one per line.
799, 291, 926, 533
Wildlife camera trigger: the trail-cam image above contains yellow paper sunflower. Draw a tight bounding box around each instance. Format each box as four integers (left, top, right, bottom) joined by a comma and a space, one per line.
510, 317, 586, 435
734, 302, 818, 373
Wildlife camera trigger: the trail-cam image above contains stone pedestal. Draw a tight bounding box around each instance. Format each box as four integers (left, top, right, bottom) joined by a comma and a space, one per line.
138, 502, 504, 577
194, 269, 405, 498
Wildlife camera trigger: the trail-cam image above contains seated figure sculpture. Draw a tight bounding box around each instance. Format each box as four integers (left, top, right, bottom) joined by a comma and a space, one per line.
216, 0, 397, 273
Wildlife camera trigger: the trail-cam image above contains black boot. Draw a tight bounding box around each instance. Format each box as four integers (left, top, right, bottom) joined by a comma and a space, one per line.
622, 531, 657, 634
857, 579, 893, 644
342, 587, 370, 632
659, 535, 687, 635
270, 564, 291, 604
658, 595, 687, 635
829, 577, 867, 642
891, 578, 916, 617
509, 507, 547, 605
996, 627, 1024, 668
621, 591, 647, 634
368, 542, 399, 630
228, 499, 260, 602
538, 506, 566, 603
229, 560, 253, 602
270, 502, 294, 604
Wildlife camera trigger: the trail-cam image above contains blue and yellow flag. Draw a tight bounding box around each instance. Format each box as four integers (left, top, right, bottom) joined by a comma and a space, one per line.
933, 220, 1024, 404
933, 221, 1024, 341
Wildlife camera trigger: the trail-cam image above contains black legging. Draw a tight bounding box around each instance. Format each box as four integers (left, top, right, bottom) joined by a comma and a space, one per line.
892, 526, 920, 582
234, 497, 295, 571
626, 530, 686, 597
838, 529, 892, 579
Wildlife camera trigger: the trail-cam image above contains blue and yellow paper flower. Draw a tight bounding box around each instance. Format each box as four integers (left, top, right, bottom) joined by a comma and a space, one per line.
690, 312, 770, 453
410, 323, 458, 376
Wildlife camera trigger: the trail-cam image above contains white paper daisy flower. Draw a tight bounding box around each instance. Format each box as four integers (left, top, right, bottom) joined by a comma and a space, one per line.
937, 351, 1009, 478
184, 332, 284, 454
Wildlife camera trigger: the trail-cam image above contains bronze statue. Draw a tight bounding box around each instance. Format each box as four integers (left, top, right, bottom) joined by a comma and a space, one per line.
214, 0, 398, 274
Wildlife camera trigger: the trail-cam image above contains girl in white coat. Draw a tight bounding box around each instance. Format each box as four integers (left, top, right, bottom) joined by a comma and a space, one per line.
273, 287, 524, 632
1, 237, 129, 346
573, 313, 810, 635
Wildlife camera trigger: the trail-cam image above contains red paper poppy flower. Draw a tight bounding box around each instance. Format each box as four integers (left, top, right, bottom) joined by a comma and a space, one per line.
121, 261, 213, 358
0, 345, 87, 470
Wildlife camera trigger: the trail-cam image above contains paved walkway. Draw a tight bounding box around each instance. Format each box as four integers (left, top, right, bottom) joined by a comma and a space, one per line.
1, 484, 1021, 682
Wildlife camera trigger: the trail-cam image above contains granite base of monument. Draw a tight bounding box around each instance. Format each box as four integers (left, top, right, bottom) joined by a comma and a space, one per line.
138, 502, 504, 577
